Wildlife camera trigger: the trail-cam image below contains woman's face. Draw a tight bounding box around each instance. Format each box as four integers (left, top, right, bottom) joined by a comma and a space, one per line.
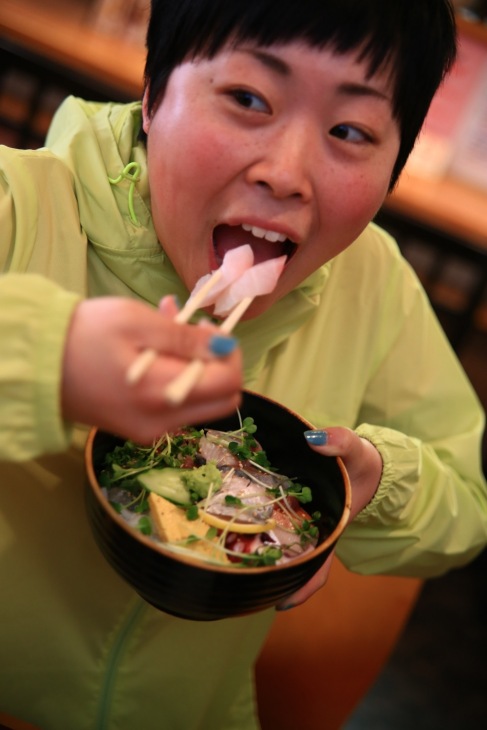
143, 41, 400, 318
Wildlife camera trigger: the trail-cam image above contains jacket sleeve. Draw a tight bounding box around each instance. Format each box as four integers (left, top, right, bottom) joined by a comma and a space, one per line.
336, 264, 487, 577
0, 273, 81, 461
0, 152, 82, 461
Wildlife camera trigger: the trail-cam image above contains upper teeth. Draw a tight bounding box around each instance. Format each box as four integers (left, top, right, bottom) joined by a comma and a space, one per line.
242, 224, 287, 243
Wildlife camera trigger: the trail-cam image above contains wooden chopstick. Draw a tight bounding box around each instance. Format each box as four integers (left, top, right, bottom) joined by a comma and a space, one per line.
125, 348, 159, 385
174, 269, 223, 325
164, 296, 253, 405
126, 269, 223, 385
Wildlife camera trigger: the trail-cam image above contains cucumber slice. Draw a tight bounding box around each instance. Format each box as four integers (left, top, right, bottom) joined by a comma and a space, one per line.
137, 468, 191, 506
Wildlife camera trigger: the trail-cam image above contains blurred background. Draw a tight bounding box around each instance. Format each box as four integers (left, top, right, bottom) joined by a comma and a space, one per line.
0, 1, 486, 729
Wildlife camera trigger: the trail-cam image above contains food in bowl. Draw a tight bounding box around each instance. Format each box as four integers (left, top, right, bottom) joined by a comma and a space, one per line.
85, 390, 351, 621
98, 415, 320, 569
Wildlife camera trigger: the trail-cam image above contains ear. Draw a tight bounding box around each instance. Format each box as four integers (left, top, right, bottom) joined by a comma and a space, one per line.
142, 87, 151, 134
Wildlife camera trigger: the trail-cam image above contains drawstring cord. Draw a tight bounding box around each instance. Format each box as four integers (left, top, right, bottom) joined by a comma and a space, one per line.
108, 161, 141, 225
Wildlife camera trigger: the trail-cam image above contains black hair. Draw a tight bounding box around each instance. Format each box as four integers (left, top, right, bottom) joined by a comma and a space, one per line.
144, 0, 457, 188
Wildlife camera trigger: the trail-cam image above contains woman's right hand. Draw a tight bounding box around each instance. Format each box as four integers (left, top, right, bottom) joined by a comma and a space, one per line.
61, 297, 242, 442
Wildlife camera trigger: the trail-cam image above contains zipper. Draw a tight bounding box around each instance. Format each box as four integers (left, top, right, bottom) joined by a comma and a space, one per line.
95, 598, 146, 730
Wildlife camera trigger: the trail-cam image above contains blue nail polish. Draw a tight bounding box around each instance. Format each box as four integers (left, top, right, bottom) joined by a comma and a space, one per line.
209, 335, 238, 356
304, 430, 328, 446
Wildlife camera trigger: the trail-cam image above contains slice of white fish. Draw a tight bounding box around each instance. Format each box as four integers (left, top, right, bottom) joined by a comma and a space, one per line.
199, 433, 240, 467
188, 245, 254, 309
213, 255, 287, 316
204, 473, 274, 523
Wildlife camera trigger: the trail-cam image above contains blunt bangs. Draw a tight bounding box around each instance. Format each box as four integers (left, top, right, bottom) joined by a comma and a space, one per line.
144, 0, 457, 186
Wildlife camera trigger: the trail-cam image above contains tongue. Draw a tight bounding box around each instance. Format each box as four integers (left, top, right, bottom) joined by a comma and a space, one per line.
214, 224, 286, 265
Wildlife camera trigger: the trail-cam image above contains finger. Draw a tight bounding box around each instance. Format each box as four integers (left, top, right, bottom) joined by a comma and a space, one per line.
303, 426, 369, 483
117, 391, 243, 445
111, 297, 237, 362
196, 317, 216, 331
134, 348, 242, 406
144, 315, 239, 362
159, 392, 243, 433
158, 294, 180, 318
303, 426, 359, 457
303, 426, 382, 518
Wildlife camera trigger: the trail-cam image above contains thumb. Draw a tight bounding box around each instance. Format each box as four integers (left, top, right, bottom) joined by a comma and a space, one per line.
303, 426, 359, 457
303, 426, 382, 517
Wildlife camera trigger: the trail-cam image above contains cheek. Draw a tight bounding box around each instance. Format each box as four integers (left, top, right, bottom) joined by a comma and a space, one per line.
190, 127, 246, 184
333, 173, 389, 236
152, 124, 235, 201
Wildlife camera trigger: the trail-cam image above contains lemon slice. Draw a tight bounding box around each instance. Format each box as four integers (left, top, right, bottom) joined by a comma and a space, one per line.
199, 510, 276, 534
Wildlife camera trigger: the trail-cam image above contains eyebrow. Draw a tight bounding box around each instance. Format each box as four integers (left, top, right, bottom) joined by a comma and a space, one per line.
244, 49, 391, 102
337, 82, 390, 103
245, 49, 291, 76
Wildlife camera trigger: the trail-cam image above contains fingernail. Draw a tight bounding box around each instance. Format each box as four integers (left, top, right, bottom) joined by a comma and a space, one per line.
304, 430, 328, 446
209, 335, 238, 356
276, 602, 295, 612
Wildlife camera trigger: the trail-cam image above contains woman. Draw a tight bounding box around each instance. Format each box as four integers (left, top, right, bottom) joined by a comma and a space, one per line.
0, 1, 485, 728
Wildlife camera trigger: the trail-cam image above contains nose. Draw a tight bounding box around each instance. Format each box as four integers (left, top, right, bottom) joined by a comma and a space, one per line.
246, 122, 315, 202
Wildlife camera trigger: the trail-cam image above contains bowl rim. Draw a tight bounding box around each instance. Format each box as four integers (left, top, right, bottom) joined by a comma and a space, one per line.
85, 392, 352, 575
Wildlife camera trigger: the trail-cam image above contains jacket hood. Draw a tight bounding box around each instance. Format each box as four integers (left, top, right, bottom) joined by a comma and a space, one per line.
45, 97, 327, 380
46, 97, 190, 307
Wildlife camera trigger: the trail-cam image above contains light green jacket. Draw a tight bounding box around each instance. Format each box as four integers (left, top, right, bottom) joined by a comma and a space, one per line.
0, 98, 486, 729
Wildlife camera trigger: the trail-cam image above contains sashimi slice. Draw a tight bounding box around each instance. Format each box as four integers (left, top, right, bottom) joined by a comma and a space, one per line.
213, 255, 287, 316
188, 245, 254, 309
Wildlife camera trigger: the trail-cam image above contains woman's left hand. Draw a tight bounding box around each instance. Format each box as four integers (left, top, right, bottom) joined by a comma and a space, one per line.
276, 427, 382, 610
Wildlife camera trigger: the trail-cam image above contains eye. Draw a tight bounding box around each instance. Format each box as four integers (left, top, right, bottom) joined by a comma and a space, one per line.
229, 89, 270, 113
329, 124, 372, 144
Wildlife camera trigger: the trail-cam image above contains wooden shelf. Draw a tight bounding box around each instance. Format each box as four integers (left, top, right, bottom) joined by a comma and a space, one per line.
0, 0, 145, 97
383, 172, 487, 253
383, 15, 487, 253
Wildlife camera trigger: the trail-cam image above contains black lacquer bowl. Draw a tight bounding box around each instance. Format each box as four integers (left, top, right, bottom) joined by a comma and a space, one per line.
85, 390, 351, 621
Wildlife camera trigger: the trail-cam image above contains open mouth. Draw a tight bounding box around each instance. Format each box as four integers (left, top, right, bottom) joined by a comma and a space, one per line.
213, 224, 297, 266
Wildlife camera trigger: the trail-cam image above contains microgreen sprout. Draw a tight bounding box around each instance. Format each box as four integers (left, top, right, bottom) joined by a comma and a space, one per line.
224, 495, 244, 507
240, 546, 283, 567
137, 516, 152, 536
